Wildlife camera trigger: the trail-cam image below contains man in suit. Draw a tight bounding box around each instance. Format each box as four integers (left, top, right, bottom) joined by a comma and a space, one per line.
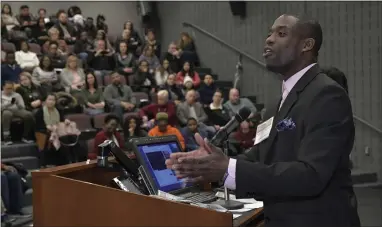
166, 14, 360, 227
176, 89, 208, 126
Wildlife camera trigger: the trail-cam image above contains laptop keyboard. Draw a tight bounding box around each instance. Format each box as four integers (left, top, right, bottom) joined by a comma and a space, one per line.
179, 191, 217, 204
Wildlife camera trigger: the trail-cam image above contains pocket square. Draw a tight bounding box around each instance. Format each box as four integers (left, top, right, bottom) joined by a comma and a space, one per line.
276, 117, 296, 132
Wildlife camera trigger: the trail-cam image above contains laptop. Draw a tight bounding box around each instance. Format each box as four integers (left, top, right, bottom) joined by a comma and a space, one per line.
131, 135, 218, 204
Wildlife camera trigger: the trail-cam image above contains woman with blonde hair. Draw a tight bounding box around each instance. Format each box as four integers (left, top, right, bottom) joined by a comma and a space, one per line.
42, 27, 68, 54
60, 55, 85, 97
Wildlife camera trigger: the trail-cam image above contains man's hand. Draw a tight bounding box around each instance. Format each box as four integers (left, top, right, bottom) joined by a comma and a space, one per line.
165, 133, 229, 183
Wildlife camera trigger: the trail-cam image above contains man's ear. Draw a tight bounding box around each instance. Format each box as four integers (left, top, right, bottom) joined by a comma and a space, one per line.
302, 38, 315, 53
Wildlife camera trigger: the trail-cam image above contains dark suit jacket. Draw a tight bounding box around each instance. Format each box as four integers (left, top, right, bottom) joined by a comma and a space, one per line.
235, 65, 360, 227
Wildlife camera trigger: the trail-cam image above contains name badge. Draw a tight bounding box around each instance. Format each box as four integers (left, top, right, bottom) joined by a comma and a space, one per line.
254, 117, 274, 145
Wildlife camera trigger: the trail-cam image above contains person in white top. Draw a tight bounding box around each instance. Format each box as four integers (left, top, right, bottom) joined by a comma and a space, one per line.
15, 40, 39, 72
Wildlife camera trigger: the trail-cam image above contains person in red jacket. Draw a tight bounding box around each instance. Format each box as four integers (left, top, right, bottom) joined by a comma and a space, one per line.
175, 61, 200, 88
140, 90, 178, 127
89, 114, 125, 160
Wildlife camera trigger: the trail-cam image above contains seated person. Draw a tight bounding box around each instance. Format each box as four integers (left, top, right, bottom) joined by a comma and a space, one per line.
1, 81, 34, 145
1, 163, 26, 215
88, 39, 116, 79
205, 90, 230, 127
232, 120, 256, 153
82, 71, 105, 116
198, 74, 217, 106
103, 72, 136, 120
1, 51, 22, 86
224, 88, 257, 118
15, 72, 44, 114
74, 31, 93, 62
144, 29, 161, 58
140, 90, 177, 128
15, 40, 39, 72
138, 45, 160, 74
155, 59, 172, 87
162, 42, 182, 73
177, 90, 208, 126
89, 114, 124, 160
46, 41, 66, 69
131, 60, 156, 94
60, 55, 85, 103
54, 10, 76, 44
176, 61, 201, 88
123, 115, 147, 151
182, 76, 199, 100
148, 112, 185, 150
42, 27, 67, 55
32, 55, 63, 92
114, 41, 136, 77
160, 73, 184, 103
177, 32, 199, 66
181, 117, 210, 152
16, 5, 36, 27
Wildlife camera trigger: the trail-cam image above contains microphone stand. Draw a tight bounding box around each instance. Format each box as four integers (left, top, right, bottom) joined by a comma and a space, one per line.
212, 133, 244, 210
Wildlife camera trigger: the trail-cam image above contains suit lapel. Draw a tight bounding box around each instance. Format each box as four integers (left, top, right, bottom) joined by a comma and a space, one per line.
263, 64, 322, 164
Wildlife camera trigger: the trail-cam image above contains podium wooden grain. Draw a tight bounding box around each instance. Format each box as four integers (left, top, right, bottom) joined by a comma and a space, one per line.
32, 161, 263, 227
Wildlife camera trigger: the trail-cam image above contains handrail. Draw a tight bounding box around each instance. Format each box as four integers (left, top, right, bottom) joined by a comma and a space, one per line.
182, 21, 382, 135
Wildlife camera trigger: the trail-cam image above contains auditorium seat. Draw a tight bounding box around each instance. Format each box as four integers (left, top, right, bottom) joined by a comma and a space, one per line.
65, 114, 96, 140
29, 43, 42, 55
2, 42, 16, 52
93, 113, 108, 130
133, 92, 149, 108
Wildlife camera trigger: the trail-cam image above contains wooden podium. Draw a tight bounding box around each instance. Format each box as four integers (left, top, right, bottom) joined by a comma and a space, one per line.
32, 161, 263, 227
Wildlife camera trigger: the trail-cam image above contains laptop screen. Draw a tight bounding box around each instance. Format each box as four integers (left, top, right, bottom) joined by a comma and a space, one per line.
136, 141, 191, 192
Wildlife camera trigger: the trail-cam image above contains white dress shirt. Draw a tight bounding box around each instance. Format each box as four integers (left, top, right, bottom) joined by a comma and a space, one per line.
224, 63, 317, 190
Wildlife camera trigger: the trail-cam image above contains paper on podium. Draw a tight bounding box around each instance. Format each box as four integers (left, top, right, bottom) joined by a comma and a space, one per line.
215, 191, 264, 208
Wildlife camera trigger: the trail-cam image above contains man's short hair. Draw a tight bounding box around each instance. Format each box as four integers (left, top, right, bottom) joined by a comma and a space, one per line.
3, 80, 14, 87
157, 90, 169, 98
20, 5, 29, 10
104, 114, 120, 124
293, 15, 323, 57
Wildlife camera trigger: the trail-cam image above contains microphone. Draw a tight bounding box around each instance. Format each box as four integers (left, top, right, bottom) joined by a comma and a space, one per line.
210, 106, 252, 147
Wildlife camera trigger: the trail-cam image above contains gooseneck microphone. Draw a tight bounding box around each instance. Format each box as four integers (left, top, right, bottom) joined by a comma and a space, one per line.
210, 106, 252, 147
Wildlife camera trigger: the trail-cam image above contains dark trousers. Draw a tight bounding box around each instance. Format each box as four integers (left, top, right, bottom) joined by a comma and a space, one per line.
1, 172, 23, 214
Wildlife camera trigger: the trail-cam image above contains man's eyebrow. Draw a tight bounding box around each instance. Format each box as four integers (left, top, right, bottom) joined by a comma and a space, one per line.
269, 25, 289, 32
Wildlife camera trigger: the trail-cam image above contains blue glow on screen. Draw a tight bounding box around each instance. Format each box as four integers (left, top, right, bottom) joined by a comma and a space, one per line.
137, 142, 191, 192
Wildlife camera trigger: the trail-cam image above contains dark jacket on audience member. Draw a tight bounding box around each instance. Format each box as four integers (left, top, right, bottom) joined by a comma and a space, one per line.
89, 130, 124, 160
163, 52, 182, 73
15, 84, 45, 111
160, 84, 184, 101
1, 64, 22, 86
139, 102, 178, 126
132, 71, 156, 88
204, 104, 231, 126
48, 53, 66, 69
34, 107, 64, 132
114, 53, 136, 76
74, 39, 93, 54
198, 83, 217, 105
88, 53, 116, 71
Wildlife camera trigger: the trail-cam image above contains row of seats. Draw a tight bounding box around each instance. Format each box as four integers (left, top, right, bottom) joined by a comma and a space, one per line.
2, 41, 75, 56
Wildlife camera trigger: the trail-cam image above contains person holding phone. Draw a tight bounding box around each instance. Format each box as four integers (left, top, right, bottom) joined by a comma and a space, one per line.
1, 81, 34, 145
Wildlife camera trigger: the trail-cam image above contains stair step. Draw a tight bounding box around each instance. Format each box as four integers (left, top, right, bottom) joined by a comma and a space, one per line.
6, 205, 33, 227
2, 156, 40, 170
195, 67, 212, 75
23, 189, 33, 207
353, 182, 382, 189
214, 81, 233, 88
351, 171, 378, 184
1, 143, 39, 159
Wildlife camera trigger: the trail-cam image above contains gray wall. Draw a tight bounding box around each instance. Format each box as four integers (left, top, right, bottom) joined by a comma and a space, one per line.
156, 2, 382, 179
2, 1, 141, 38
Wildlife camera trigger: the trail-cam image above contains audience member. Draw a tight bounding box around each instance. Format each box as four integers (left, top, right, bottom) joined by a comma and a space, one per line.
90, 114, 124, 160
25, 27, 37, 44
15, 40, 39, 72
1, 81, 34, 145
232, 120, 256, 151
123, 21, 142, 50
115, 40, 136, 77
36, 8, 49, 23
138, 45, 160, 73
74, 31, 93, 62
84, 17, 97, 41
145, 29, 161, 58
155, 59, 172, 87
54, 10, 76, 44
176, 90, 207, 126
34, 18, 49, 46
181, 117, 209, 152
103, 72, 136, 120
96, 14, 108, 34
177, 32, 199, 65
15, 72, 44, 114
60, 55, 85, 93
1, 51, 22, 87
322, 67, 349, 93
148, 112, 185, 150
182, 76, 199, 99
131, 60, 156, 94
93, 29, 114, 53
123, 115, 147, 150
16, 5, 36, 27
32, 55, 62, 92
205, 90, 230, 127
140, 90, 177, 128
176, 61, 201, 88
163, 42, 182, 73
42, 27, 68, 55
198, 74, 217, 106
1, 163, 25, 215
89, 39, 115, 79
224, 88, 257, 118
115, 29, 135, 54
82, 71, 105, 115
1, 4, 20, 31
160, 74, 184, 103
46, 41, 66, 68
